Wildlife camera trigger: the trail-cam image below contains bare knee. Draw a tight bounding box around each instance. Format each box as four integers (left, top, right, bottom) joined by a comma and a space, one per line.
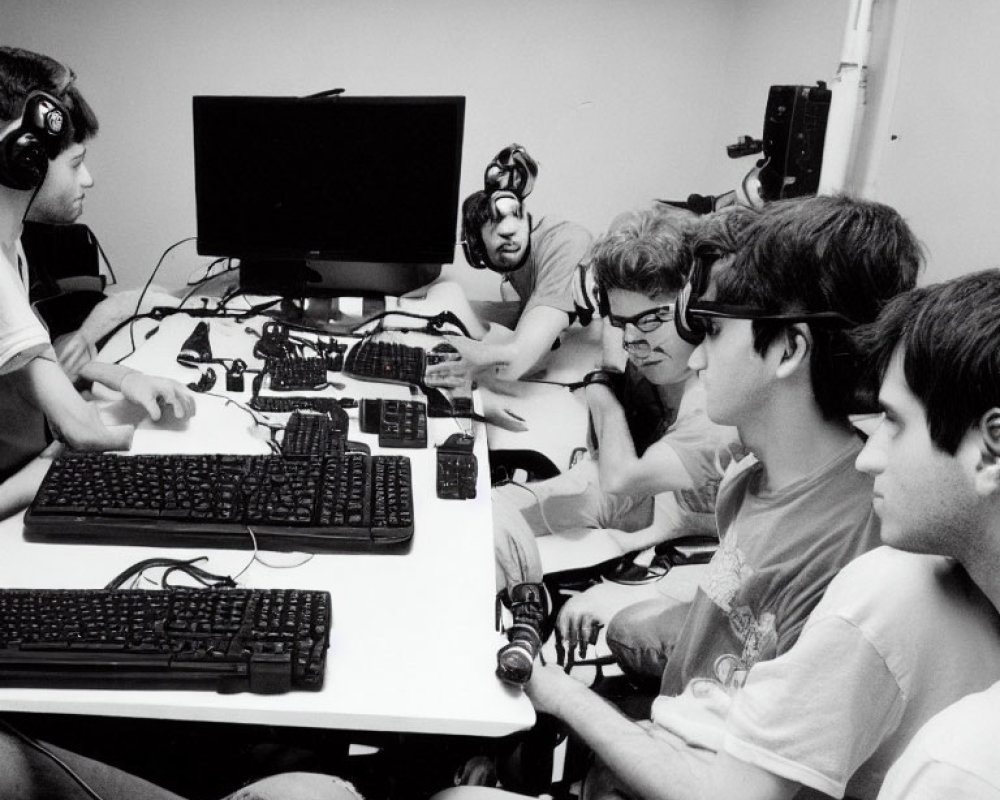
226, 771, 364, 800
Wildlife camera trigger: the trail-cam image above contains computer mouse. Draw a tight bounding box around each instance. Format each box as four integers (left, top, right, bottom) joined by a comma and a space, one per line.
441, 432, 475, 452
432, 342, 458, 354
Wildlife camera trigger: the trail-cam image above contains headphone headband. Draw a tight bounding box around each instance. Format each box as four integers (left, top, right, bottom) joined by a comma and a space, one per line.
484, 143, 537, 200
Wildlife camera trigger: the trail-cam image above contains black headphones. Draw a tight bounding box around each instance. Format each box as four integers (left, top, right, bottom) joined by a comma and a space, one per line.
0, 90, 72, 191
460, 210, 491, 270
484, 143, 537, 199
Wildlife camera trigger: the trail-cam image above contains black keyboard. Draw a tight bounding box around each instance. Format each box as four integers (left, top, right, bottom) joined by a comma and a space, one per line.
360, 399, 428, 449
437, 452, 478, 500
378, 400, 427, 449
436, 434, 478, 500
267, 357, 329, 391
344, 339, 426, 386
281, 410, 349, 457
0, 587, 330, 694
24, 452, 414, 553
250, 395, 349, 415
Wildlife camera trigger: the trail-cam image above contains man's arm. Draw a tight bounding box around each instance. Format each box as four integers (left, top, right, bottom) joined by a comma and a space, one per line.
526, 664, 798, 800
444, 304, 570, 381
21, 358, 134, 451
587, 382, 694, 495
79, 361, 195, 421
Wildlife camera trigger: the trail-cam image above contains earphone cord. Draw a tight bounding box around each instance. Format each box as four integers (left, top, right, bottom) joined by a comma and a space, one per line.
20, 183, 43, 225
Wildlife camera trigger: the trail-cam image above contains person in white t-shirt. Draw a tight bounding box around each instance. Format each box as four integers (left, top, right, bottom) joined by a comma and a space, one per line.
861, 271, 1000, 800
0, 44, 366, 800
0, 46, 196, 518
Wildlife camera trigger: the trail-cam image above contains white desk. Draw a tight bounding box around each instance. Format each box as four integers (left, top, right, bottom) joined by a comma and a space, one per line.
482, 321, 604, 474
0, 311, 534, 737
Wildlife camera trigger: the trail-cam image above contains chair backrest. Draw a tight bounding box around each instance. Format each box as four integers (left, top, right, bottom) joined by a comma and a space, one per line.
22, 221, 106, 338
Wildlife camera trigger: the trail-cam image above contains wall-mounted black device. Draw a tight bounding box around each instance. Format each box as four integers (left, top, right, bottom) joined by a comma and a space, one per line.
758, 81, 832, 201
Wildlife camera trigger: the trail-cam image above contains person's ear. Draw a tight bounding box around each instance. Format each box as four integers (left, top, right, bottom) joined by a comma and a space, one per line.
974, 408, 1000, 496
774, 324, 811, 379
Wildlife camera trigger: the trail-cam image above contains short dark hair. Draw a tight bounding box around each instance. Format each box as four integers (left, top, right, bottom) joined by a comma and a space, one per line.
0, 46, 99, 148
690, 205, 758, 262
857, 270, 1000, 455
714, 194, 924, 420
461, 190, 493, 239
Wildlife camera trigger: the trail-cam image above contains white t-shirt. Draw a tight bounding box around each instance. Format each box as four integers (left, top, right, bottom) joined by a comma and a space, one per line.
877, 682, 1000, 800
0, 241, 51, 373
722, 547, 1000, 799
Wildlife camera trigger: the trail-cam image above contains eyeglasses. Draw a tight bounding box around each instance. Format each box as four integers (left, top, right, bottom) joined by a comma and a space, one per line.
607, 304, 675, 333
673, 246, 858, 344
684, 300, 858, 341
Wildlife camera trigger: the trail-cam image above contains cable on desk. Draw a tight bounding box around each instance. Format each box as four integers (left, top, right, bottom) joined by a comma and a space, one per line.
351, 307, 471, 338
0, 718, 108, 800
239, 527, 315, 577
199, 392, 277, 442
105, 557, 238, 591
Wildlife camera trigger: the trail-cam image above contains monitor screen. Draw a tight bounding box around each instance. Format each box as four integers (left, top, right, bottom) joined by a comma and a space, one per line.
192, 94, 465, 316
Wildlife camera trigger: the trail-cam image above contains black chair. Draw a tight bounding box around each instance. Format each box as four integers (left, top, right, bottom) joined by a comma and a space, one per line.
22, 221, 108, 340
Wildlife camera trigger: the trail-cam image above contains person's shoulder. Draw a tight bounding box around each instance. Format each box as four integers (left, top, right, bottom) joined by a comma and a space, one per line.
815, 546, 971, 623
837, 545, 943, 582
532, 216, 592, 246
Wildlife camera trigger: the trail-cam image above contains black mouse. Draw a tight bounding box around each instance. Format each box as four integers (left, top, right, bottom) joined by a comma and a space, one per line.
441, 432, 475, 452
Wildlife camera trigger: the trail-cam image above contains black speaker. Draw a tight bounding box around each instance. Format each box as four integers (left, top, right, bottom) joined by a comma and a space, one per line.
758, 82, 831, 202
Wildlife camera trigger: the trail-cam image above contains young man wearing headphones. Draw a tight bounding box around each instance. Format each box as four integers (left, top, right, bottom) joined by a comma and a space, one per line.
492, 207, 745, 691
420, 145, 593, 385
0, 47, 196, 518
0, 40, 369, 800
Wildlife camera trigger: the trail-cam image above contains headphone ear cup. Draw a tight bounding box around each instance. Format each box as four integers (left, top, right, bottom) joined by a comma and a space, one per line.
0, 91, 71, 191
460, 222, 488, 269
597, 285, 610, 318
0, 130, 48, 190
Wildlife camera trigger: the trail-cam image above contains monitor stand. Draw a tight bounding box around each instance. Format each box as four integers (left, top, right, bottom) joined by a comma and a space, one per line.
264, 295, 387, 336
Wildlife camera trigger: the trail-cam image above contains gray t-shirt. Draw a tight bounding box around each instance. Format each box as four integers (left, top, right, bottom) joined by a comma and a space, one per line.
657, 437, 881, 698
503, 215, 592, 320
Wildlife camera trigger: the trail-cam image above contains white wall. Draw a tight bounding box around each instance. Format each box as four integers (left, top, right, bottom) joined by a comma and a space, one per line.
853, 0, 1000, 285
3, 0, 848, 296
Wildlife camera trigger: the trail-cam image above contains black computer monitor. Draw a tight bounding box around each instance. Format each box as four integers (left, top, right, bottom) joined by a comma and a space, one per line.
192, 94, 465, 332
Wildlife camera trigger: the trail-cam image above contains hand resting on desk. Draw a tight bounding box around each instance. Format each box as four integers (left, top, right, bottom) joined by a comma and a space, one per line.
119, 371, 197, 422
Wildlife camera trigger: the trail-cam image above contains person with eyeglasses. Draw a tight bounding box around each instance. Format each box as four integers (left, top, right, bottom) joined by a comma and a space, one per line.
438, 194, 925, 800
491, 207, 743, 686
